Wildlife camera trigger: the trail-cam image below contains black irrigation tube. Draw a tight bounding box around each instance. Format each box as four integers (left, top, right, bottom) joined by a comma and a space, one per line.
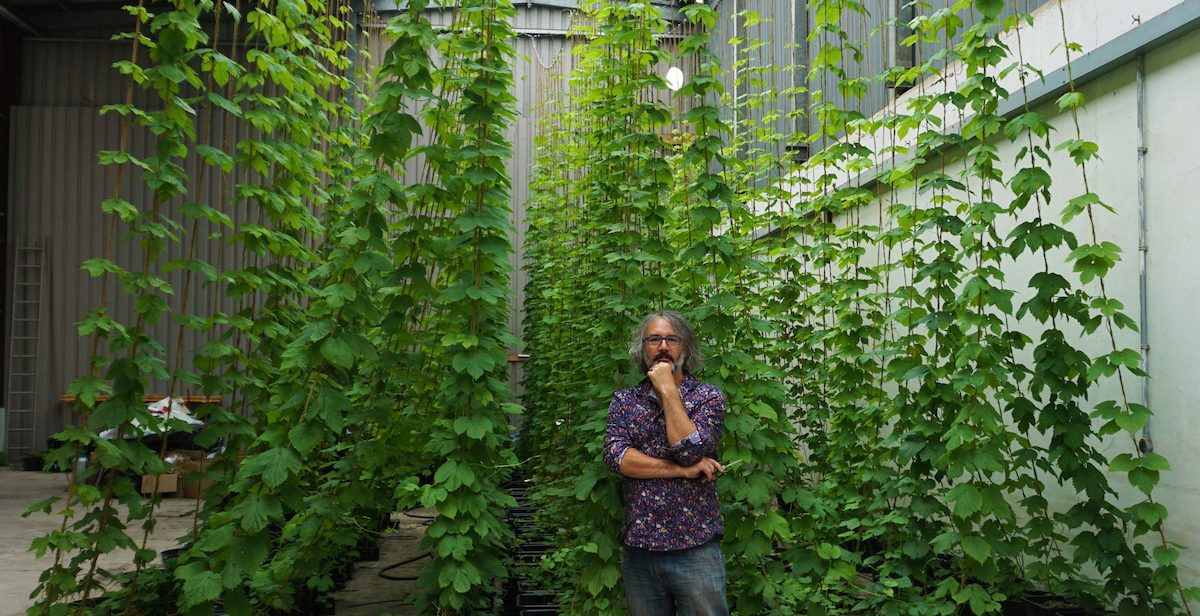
374, 509, 434, 580
378, 552, 432, 581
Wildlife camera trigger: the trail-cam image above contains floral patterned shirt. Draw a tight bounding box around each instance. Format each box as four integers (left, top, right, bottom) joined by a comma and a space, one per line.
603, 374, 725, 551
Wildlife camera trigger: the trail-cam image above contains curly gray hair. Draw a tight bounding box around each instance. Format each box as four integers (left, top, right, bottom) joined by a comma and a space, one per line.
629, 310, 703, 374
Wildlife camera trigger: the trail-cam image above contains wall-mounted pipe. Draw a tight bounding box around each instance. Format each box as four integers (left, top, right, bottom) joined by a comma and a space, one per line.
1136, 51, 1154, 454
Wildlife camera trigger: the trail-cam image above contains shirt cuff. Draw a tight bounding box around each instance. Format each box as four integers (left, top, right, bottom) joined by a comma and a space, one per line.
615, 446, 629, 469
670, 430, 701, 449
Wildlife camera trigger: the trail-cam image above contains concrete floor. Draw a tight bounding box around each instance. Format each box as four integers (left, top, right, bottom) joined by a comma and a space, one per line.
0, 467, 426, 615
329, 512, 428, 615
1, 467, 199, 616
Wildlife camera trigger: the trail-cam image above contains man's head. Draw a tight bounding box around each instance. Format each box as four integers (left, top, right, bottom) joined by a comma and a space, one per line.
629, 310, 702, 375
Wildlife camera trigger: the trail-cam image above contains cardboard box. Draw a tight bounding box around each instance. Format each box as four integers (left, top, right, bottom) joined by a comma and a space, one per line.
140, 450, 207, 497
165, 449, 206, 464
165, 450, 212, 499
179, 458, 215, 499
141, 472, 179, 494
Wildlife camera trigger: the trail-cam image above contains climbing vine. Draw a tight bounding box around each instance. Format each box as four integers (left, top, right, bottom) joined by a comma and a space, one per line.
521, 0, 1198, 614
26, 0, 522, 611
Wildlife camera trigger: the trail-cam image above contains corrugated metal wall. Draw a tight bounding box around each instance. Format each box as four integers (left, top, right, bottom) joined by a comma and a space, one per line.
917, 0, 1047, 64
366, 5, 584, 400
20, 39, 160, 108
8, 102, 257, 458
504, 10, 580, 399
714, 0, 808, 160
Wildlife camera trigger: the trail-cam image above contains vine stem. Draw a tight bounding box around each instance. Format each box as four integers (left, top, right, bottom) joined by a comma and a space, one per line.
192, 0, 243, 539
1005, 1, 1071, 570
38, 3, 147, 609
123, 2, 237, 607
1053, 2, 1193, 612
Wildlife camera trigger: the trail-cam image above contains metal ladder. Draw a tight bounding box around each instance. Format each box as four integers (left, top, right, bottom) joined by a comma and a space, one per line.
6, 244, 46, 463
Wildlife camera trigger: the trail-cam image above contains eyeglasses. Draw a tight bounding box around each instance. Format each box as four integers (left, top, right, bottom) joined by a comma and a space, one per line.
643, 335, 683, 348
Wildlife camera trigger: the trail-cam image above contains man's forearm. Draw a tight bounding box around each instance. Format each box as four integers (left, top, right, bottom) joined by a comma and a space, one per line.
659, 386, 698, 445
619, 447, 684, 479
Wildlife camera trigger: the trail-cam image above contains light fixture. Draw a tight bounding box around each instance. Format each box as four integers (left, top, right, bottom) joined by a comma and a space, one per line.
666, 66, 684, 92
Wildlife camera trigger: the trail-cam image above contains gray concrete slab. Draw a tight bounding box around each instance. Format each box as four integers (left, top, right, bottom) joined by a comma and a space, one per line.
0, 466, 199, 616
329, 509, 432, 615
1, 467, 431, 615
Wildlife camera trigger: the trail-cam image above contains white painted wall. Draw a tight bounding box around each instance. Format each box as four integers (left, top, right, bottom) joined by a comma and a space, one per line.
965, 8, 1200, 604
1139, 24, 1200, 607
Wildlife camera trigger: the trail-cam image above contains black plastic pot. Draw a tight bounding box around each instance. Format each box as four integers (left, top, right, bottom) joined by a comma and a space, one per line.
160, 547, 186, 569
501, 478, 531, 492
1000, 598, 1035, 616
514, 552, 545, 563
332, 560, 355, 592
516, 591, 559, 608
1023, 595, 1089, 616
23, 453, 46, 471
288, 586, 333, 616
357, 536, 380, 562
999, 591, 1094, 616
61, 597, 106, 614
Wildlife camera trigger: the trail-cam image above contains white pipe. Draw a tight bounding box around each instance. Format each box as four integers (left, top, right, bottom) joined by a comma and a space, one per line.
1136, 51, 1153, 454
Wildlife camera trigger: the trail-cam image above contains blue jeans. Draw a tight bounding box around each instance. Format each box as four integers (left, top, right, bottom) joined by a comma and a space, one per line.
621, 540, 729, 616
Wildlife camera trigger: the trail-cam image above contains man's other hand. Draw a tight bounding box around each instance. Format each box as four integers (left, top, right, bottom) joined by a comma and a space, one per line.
680, 457, 723, 482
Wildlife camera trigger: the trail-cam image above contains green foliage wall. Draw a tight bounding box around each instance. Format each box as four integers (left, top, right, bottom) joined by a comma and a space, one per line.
26, 0, 522, 613
519, 0, 1199, 614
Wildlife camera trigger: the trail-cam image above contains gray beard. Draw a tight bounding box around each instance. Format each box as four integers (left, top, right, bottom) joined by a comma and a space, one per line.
654, 354, 684, 374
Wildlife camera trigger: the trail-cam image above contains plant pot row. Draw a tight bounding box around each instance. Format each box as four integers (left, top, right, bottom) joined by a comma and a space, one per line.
500, 478, 561, 616
999, 591, 1109, 616
148, 513, 387, 615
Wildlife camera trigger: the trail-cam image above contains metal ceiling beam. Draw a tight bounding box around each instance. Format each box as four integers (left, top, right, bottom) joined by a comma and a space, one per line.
0, 0, 40, 35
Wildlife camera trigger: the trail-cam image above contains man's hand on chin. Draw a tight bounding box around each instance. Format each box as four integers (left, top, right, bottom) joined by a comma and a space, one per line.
647, 360, 676, 392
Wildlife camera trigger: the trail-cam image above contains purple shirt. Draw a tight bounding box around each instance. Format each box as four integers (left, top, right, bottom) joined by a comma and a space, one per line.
603, 374, 726, 551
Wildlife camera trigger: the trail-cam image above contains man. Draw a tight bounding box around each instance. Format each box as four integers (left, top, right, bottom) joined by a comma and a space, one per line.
603, 310, 729, 616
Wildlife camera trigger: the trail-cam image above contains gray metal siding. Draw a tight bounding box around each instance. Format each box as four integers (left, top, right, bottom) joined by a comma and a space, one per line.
711, 0, 816, 153
917, 0, 1048, 67
508, 22, 579, 399
8, 104, 256, 456
22, 39, 160, 108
